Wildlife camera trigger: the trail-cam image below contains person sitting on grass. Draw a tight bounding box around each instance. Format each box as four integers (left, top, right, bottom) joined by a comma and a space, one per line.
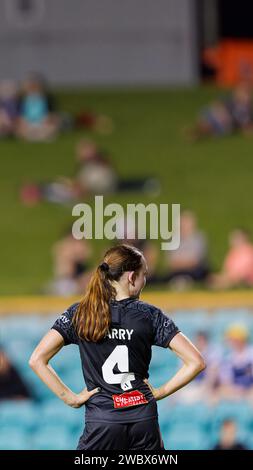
16, 73, 60, 142
185, 82, 253, 141
45, 229, 93, 296
164, 210, 210, 289
20, 138, 160, 206
209, 229, 253, 289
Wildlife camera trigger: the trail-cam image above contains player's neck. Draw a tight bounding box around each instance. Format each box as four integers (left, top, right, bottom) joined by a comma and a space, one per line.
115, 293, 131, 301
114, 283, 130, 301
115, 295, 130, 302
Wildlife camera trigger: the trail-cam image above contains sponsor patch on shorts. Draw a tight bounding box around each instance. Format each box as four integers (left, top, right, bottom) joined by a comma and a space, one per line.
112, 390, 148, 409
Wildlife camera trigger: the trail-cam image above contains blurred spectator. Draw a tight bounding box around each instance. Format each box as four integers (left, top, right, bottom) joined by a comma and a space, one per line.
228, 82, 253, 135
0, 347, 31, 400
46, 230, 92, 296
216, 324, 253, 402
174, 331, 221, 404
209, 229, 253, 289
186, 82, 253, 141
29, 139, 117, 204
0, 80, 19, 138
16, 74, 60, 141
111, 215, 160, 283
165, 210, 209, 288
76, 139, 160, 196
76, 139, 118, 194
41, 175, 83, 205
20, 138, 160, 205
213, 419, 248, 450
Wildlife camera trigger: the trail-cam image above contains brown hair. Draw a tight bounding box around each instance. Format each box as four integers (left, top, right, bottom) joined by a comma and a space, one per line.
73, 244, 143, 342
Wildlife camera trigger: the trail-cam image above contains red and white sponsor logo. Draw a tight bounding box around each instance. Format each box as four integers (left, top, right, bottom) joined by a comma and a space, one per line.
112, 390, 148, 409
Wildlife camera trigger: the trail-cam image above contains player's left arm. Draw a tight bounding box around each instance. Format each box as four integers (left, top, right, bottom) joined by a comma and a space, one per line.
145, 332, 206, 401
29, 329, 99, 407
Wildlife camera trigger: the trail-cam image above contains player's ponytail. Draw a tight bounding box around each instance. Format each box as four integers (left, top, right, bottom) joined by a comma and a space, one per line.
73, 244, 143, 342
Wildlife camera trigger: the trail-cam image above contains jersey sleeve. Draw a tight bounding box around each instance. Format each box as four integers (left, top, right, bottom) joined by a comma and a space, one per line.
151, 307, 180, 348
51, 303, 79, 345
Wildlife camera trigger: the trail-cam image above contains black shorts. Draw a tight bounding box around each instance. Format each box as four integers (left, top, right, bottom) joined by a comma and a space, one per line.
77, 418, 164, 451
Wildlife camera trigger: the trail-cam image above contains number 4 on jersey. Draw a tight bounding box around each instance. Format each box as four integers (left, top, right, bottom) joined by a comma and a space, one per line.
102, 345, 135, 391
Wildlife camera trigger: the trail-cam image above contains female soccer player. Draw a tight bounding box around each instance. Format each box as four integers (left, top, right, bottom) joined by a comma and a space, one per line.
29, 244, 205, 450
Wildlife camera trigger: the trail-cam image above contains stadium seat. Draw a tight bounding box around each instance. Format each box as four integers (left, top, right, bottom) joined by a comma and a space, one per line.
210, 309, 253, 341
50, 346, 81, 373
0, 316, 48, 343
0, 429, 31, 450
212, 400, 252, 428
0, 401, 38, 431
149, 367, 177, 388
243, 434, 253, 450
32, 428, 72, 450
151, 345, 178, 366
165, 426, 210, 450
170, 310, 211, 341
38, 399, 83, 432
3, 339, 34, 363
61, 369, 86, 392
163, 402, 211, 428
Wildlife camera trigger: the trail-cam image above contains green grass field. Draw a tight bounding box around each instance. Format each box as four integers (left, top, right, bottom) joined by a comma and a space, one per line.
1, 85, 253, 295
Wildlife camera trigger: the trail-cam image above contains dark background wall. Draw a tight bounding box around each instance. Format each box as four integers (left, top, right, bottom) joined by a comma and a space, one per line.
218, 0, 253, 38
0, 0, 198, 86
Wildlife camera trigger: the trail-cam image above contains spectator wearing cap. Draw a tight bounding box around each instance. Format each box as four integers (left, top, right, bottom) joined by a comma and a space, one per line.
216, 324, 253, 402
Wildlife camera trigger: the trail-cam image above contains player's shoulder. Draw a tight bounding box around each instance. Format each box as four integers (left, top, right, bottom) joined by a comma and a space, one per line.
133, 300, 177, 333
129, 299, 162, 317
59, 302, 80, 321
52, 302, 80, 345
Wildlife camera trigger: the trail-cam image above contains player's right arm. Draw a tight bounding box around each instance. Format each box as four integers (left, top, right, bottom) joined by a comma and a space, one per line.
145, 305, 206, 401
29, 329, 99, 407
145, 332, 206, 400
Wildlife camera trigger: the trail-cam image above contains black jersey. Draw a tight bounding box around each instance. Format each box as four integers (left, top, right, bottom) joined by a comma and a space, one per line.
51, 297, 180, 424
